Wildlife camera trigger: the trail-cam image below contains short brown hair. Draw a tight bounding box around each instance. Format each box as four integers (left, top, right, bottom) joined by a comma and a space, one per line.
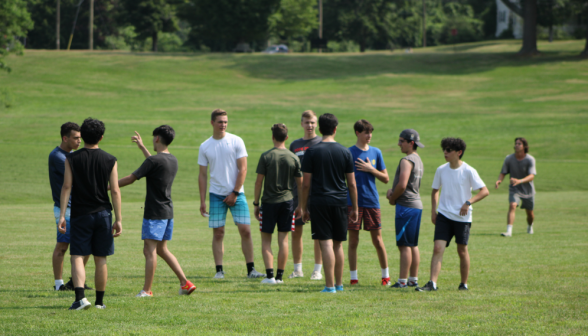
354, 119, 374, 134
301, 110, 316, 121
271, 123, 288, 142
211, 109, 227, 121
515, 137, 529, 153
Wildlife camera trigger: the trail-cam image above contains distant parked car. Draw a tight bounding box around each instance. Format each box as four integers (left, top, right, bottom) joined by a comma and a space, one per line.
262, 45, 289, 54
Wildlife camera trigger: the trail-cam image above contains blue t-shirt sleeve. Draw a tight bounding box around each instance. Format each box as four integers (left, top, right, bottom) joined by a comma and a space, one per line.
376, 149, 385, 171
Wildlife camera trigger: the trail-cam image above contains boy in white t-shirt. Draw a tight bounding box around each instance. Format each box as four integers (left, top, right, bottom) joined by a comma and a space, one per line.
417, 138, 489, 292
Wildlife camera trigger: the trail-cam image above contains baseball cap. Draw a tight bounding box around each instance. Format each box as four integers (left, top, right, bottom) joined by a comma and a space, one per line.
399, 129, 424, 148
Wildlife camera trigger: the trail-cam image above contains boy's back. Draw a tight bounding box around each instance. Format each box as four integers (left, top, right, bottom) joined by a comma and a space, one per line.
133, 153, 178, 219
257, 148, 301, 204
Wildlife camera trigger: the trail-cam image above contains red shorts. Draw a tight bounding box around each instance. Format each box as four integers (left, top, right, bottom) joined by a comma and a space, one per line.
347, 207, 381, 231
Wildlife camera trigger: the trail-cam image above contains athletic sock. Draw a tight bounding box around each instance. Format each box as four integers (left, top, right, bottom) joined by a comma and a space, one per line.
294, 263, 302, 273
276, 269, 284, 281
398, 278, 407, 285
350, 270, 358, 281
216, 265, 223, 273
381, 268, 389, 279
74, 287, 85, 302
506, 224, 513, 234
431, 281, 437, 289
55, 279, 64, 290
247, 262, 255, 275
266, 268, 274, 279
95, 291, 105, 306
314, 264, 322, 273
408, 276, 418, 283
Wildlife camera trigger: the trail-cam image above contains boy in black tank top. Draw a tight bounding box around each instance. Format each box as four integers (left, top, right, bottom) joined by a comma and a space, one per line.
58, 118, 122, 310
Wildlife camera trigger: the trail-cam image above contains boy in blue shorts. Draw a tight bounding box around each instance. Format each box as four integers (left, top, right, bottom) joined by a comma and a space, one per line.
347, 120, 391, 286
116, 125, 196, 297
387, 129, 425, 288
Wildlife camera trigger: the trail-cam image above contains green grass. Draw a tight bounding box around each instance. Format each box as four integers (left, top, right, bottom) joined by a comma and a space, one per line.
1, 40, 587, 335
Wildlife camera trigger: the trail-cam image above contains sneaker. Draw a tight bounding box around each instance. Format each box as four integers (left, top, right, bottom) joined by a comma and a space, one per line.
136, 290, 153, 298
54, 284, 67, 291
310, 271, 322, 280
179, 280, 196, 295
501, 232, 512, 237
416, 281, 438, 292
261, 278, 277, 284
390, 282, 407, 288
64, 278, 74, 290
527, 226, 534, 234
95, 304, 106, 309
288, 271, 304, 279
321, 287, 336, 293
213, 271, 225, 279
68, 298, 91, 310
84, 283, 94, 290
407, 280, 418, 287
458, 283, 469, 291
382, 277, 391, 286
335, 285, 344, 292
350, 279, 359, 285
248, 269, 266, 278
275, 279, 284, 284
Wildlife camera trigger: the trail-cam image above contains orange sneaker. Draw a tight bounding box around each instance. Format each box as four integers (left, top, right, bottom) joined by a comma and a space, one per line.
179, 280, 196, 295
350, 279, 359, 285
382, 277, 391, 286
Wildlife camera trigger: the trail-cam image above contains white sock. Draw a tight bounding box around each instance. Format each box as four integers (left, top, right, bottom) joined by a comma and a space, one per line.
55, 279, 64, 290
350, 270, 358, 280
398, 278, 407, 285
506, 224, 513, 234
294, 263, 302, 272
313, 264, 322, 273
432, 281, 437, 289
381, 268, 389, 278
408, 276, 418, 283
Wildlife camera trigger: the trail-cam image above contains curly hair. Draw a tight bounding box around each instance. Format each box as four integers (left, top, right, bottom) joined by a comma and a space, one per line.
153, 125, 175, 146
440, 137, 467, 159
80, 118, 105, 145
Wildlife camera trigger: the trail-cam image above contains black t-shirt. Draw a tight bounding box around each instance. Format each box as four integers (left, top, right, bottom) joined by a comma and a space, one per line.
67, 148, 117, 218
132, 153, 178, 219
301, 142, 354, 206
289, 136, 322, 204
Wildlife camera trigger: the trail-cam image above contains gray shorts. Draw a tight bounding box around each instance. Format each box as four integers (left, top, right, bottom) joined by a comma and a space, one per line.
509, 192, 534, 210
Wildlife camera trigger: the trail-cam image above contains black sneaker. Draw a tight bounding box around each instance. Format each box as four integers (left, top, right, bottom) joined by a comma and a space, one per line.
390, 282, 407, 288
84, 283, 94, 290
458, 283, 468, 291
65, 277, 93, 290
54, 284, 67, 291
407, 280, 418, 287
415, 280, 438, 292
68, 298, 91, 310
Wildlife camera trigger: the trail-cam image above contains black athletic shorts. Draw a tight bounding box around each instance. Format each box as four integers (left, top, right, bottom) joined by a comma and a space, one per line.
70, 210, 115, 257
259, 200, 295, 234
433, 212, 471, 247
309, 203, 348, 241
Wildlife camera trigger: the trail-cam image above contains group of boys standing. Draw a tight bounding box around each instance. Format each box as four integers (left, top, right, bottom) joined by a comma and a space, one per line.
48, 109, 537, 308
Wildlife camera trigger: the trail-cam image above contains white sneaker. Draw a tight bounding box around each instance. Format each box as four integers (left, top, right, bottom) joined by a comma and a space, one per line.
95, 304, 106, 309
136, 290, 153, 297
213, 271, 225, 279
310, 271, 323, 280
527, 226, 534, 234
261, 278, 277, 284
248, 269, 266, 278
276, 279, 284, 284
501, 232, 512, 237
288, 271, 304, 279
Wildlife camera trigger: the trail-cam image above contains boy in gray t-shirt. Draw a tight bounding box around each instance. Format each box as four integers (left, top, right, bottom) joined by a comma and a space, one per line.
495, 137, 537, 236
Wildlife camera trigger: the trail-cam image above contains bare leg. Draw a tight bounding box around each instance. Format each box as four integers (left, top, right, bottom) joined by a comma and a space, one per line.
292, 225, 303, 264
319, 240, 335, 288
53, 242, 69, 280
94, 256, 107, 292
526, 209, 534, 225
347, 230, 359, 271
143, 239, 158, 292
261, 232, 273, 271
314, 240, 322, 265
429, 240, 447, 283
507, 203, 517, 225
71, 255, 86, 288
457, 244, 470, 284
237, 224, 255, 263
157, 240, 188, 286
212, 227, 225, 266
410, 246, 420, 277
277, 232, 289, 270
82, 255, 90, 266
398, 246, 412, 279
370, 230, 388, 269
333, 240, 344, 287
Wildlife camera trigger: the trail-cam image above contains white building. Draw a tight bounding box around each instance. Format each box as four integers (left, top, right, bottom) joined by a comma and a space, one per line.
495, 0, 524, 39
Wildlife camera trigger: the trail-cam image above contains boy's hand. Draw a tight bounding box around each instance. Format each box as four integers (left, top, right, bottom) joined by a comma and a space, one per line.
131, 131, 145, 148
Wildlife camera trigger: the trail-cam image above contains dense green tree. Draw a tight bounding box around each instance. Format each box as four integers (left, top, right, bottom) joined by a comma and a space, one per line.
0, 0, 33, 72
121, 0, 180, 51
269, 0, 318, 41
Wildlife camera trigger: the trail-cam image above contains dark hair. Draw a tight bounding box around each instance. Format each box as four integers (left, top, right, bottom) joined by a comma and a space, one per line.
353, 119, 374, 134
440, 137, 466, 159
515, 137, 529, 153
271, 123, 288, 142
153, 125, 175, 146
318, 113, 338, 136
211, 108, 227, 121
60, 122, 80, 139
80, 118, 105, 145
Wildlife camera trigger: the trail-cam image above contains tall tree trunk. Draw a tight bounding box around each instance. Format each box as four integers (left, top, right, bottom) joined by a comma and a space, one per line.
519, 0, 539, 55
152, 31, 158, 52
549, 25, 553, 43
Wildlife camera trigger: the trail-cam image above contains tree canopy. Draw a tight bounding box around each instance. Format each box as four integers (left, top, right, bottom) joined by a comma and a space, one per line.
0, 0, 34, 72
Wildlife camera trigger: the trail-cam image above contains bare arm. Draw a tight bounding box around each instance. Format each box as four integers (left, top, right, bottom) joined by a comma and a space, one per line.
346, 172, 359, 223
355, 157, 389, 183
253, 174, 264, 221
198, 165, 208, 216
223, 157, 248, 206
117, 174, 137, 188
495, 173, 506, 189
459, 186, 490, 216
58, 160, 73, 233
431, 188, 440, 225
387, 159, 412, 205
132, 131, 151, 159
294, 176, 303, 219
110, 162, 122, 237
511, 174, 534, 186
301, 172, 312, 222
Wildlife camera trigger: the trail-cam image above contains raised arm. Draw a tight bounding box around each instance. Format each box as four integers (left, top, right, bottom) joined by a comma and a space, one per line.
253, 174, 264, 221
109, 162, 122, 237
58, 160, 73, 233
132, 131, 151, 159
387, 159, 412, 205
198, 165, 208, 217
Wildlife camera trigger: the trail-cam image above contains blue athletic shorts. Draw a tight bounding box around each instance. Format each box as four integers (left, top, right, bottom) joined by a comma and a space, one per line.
209, 192, 251, 228
54, 206, 71, 243
395, 204, 422, 247
142, 218, 174, 241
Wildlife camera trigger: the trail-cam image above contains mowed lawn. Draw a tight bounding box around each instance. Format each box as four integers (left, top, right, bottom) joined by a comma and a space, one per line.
1, 40, 587, 335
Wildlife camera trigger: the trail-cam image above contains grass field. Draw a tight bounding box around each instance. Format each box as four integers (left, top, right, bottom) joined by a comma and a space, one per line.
1, 40, 587, 335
